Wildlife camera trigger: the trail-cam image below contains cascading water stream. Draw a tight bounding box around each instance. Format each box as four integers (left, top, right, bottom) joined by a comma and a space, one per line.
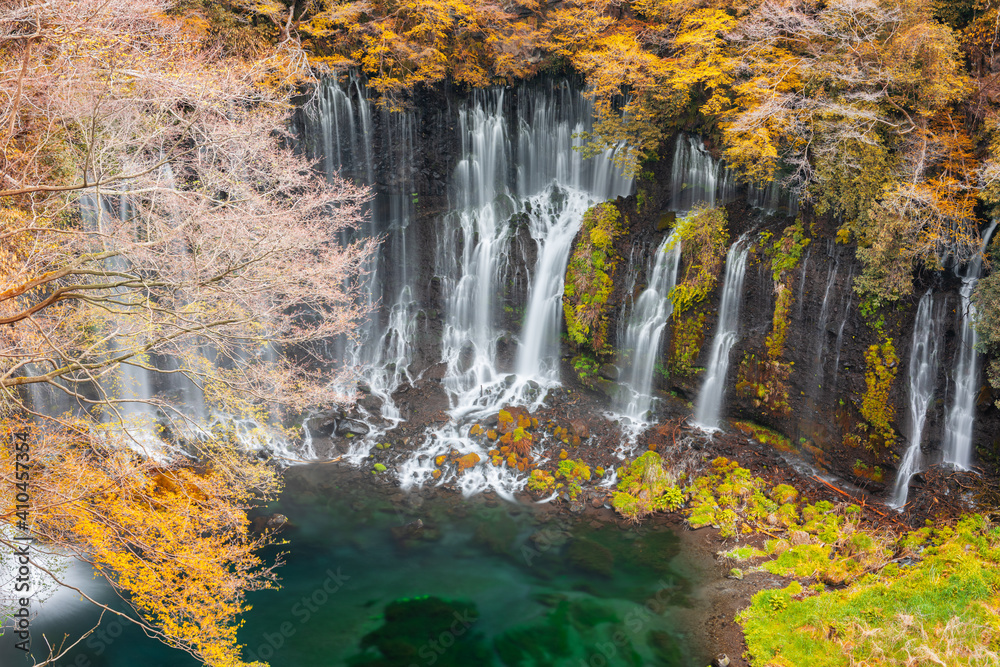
436, 90, 514, 416
514, 188, 595, 383
794, 247, 811, 321
302, 76, 419, 457
79, 193, 161, 454
942, 220, 999, 469
809, 251, 840, 394
669, 135, 736, 213
611, 233, 682, 430
748, 179, 799, 217
693, 239, 749, 431
890, 291, 942, 508
398, 83, 631, 495
830, 265, 855, 390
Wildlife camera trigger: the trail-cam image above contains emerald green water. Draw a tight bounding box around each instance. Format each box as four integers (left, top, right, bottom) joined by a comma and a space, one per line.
3, 465, 706, 666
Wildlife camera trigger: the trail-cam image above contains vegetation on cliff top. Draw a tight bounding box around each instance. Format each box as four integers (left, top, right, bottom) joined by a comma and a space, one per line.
162, 0, 1000, 384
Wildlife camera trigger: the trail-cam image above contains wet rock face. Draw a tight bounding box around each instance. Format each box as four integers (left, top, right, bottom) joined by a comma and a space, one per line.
297, 81, 999, 487
728, 230, 871, 456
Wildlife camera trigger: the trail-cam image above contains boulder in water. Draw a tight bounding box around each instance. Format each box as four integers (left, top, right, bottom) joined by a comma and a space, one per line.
359, 394, 382, 412
456, 452, 481, 472
336, 419, 370, 437
593, 377, 616, 399
251, 513, 289, 535
391, 518, 424, 541
567, 537, 614, 577
598, 364, 619, 381
310, 408, 344, 436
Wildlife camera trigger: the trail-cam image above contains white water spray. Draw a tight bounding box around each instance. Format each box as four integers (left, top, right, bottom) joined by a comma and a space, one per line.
942, 221, 998, 469
693, 240, 750, 431
890, 290, 942, 508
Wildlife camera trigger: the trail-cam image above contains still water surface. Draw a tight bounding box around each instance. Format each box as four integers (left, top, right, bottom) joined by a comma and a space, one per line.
3, 465, 704, 666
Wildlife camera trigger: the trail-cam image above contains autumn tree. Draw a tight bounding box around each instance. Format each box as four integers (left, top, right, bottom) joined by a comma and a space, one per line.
1, 1, 373, 665
706, 0, 975, 302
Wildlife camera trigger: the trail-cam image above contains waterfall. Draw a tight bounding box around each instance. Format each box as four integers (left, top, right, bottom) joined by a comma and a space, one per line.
303, 77, 418, 431
809, 253, 840, 392
693, 239, 750, 430
748, 179, 799, 217
514, 188, 595, 381
79, 193, 160, 451
612, 233, 682, 428
830, 265, 855, 390
437, 90, 513, 409
794, 247, 811, 321
669, 135, 736, 213
399, 82, 631, 494
942, 220, 999, 469
890, 291, 942, 508
434, 84, 630, 420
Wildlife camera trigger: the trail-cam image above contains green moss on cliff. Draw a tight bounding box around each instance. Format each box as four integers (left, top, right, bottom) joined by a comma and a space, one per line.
736, 222, 809, 416
856, 338, 900, 452
667, 206, 730, 314
562, 202, 624, 354
664, 206, 729, 376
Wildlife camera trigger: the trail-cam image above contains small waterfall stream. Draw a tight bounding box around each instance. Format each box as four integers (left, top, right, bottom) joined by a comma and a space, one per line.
748, 179, 799, 217
514, 189, 595, 382
669, 135, 736, 212
436, 92, 512, 409
808, 249, 840, 395
611, 233, 682, 429
890, 291, 942, 508
693, 239, 750, 430
79, 193, 161, 453
794, 247, 811, 320
942, 220, 999, 469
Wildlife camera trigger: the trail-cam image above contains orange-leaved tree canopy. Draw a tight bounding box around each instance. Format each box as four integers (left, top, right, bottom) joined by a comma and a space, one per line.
0, 1, 373, 665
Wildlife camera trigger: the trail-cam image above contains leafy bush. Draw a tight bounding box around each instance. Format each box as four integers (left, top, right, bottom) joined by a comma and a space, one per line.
611, 451, 684, 522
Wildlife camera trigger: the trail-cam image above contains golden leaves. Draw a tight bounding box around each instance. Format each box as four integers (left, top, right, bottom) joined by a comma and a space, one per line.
19, 426, 282, 667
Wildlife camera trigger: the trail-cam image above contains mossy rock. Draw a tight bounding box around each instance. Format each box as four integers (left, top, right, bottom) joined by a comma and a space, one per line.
648, 630, 684, 665
473, 512, 519, 555
456, 452, 481, 472
493, 599, 571, 665
628, 529, 682, 572
656, 210, 676, 231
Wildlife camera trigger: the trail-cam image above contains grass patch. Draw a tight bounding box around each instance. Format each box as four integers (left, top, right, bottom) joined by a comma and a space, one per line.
741, 515, 1000, 665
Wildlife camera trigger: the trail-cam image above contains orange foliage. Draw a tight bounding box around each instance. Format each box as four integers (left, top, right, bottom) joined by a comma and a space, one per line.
1, 421, 281, 667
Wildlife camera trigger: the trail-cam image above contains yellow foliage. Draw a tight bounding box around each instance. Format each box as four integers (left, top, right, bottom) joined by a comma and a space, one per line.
2, 425, 281, 667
